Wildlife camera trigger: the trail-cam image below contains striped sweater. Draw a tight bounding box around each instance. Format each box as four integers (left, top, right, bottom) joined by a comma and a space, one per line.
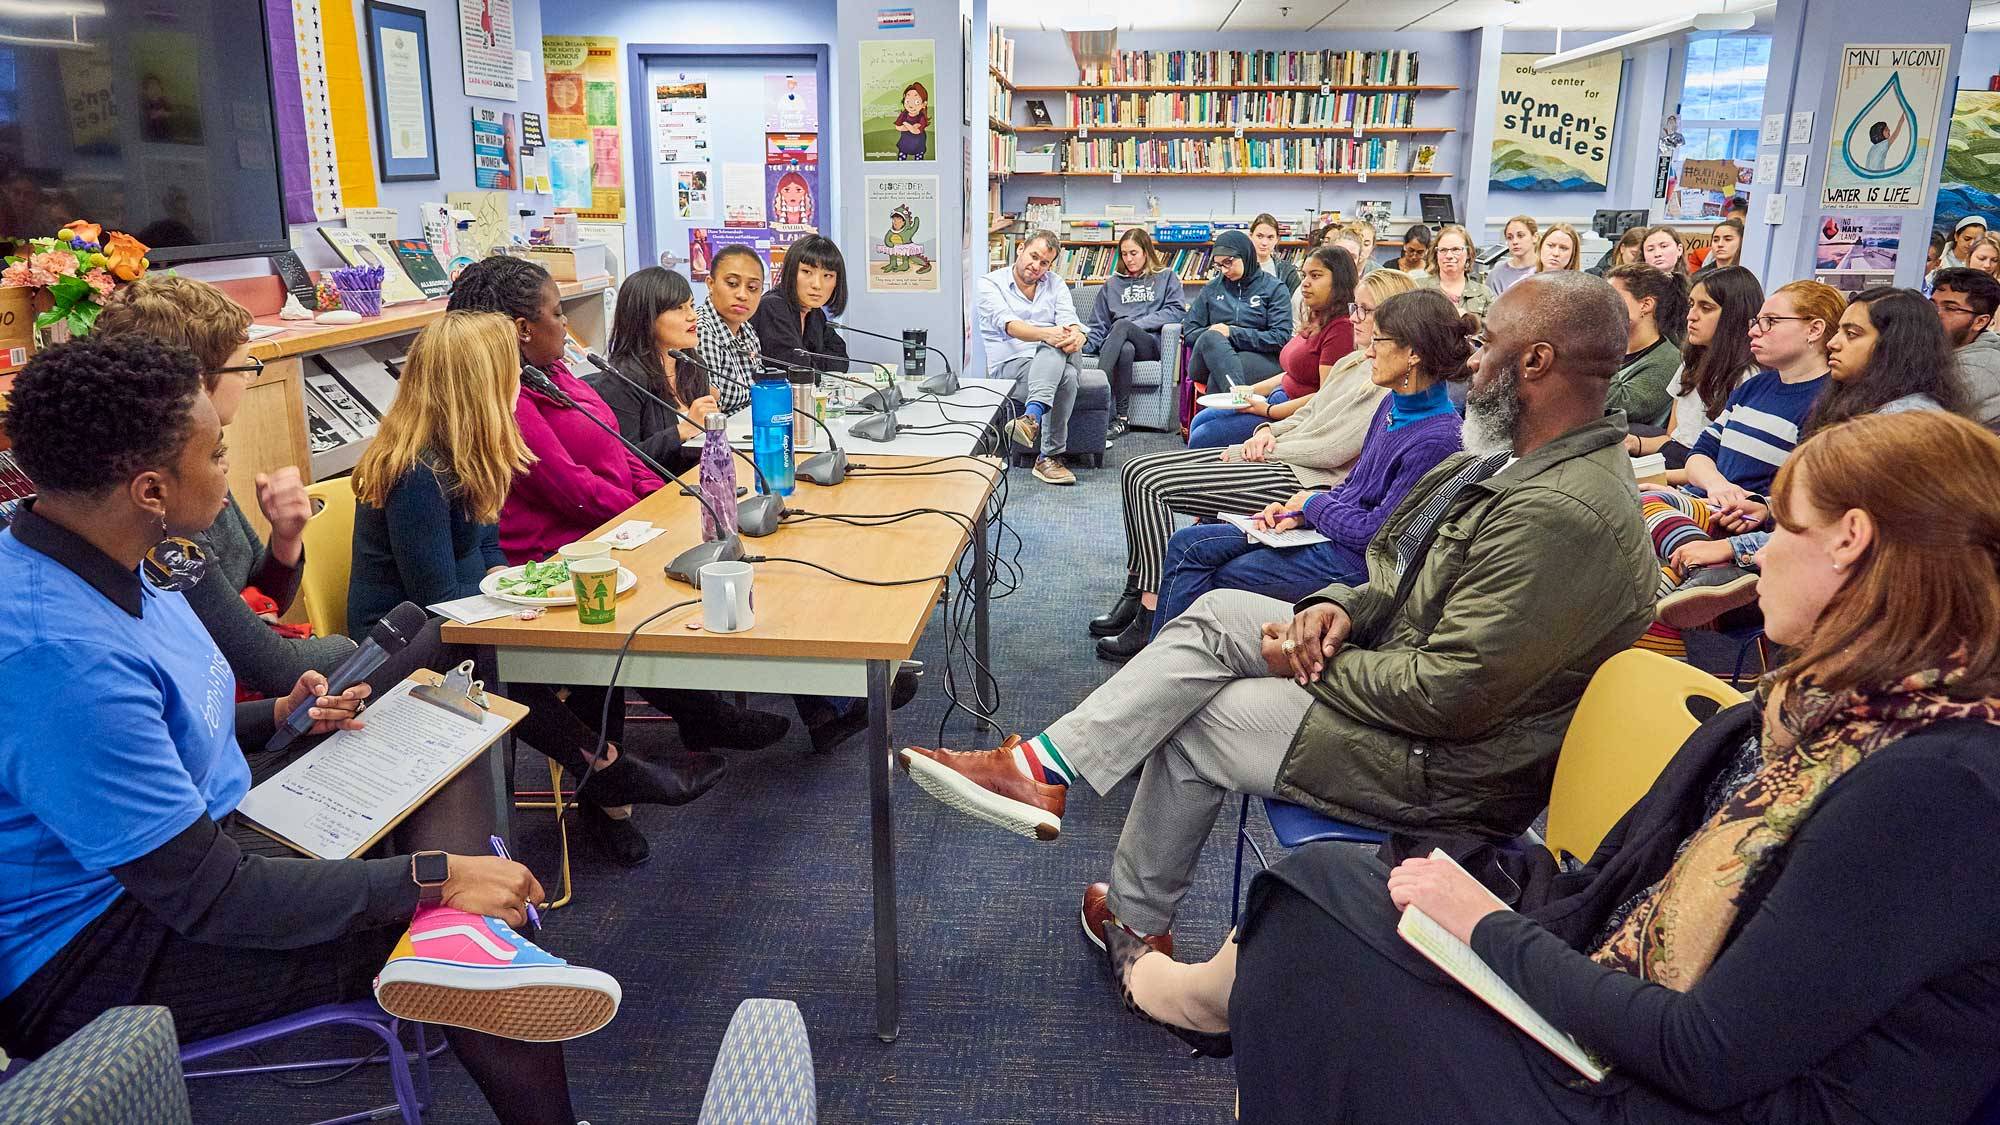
1688, 369, 1828, 495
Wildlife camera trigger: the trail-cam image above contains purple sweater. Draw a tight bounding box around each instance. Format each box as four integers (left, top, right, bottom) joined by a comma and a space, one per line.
1300, 397, 1463, 551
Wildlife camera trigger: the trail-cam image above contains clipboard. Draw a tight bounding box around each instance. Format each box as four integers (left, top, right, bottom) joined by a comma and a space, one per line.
237, 666, 527, 860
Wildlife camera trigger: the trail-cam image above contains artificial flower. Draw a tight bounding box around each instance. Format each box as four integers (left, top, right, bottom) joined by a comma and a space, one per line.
83, 268, 114, 297
29, 251, 78, 278
0, 261, 27, 287
59, 220, 101, 245
103, 232, 149, 281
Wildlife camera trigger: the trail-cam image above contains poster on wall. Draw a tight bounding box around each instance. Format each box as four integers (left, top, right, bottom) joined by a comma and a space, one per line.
470, 107, 517, 189
1489, 52, 1621, 192
543, 35, 624, 220
549, 138, 592, 207
688, 227, 773, 282
456, 0, 515, 99
763, 74, 818, 131
723, 163, 765, 226
765, 133, 820, 247
1814, 214, 1900, 297
653, 81, 711, 164
865, 175, 939, 292
1933, 90, 2000, 237
860, 40, 935, 161
1820, 44, 1948, 210
673, 166, 712, 219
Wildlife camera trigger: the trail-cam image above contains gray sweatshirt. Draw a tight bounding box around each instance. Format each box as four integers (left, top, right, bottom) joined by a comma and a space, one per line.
1956, 330, 2000, 432
1083, 269, 1188, 352
186, 491, 357, 696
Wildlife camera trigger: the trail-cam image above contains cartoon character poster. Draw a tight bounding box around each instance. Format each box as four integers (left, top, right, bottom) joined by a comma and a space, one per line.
865, 175, 939, 292
766, 133, 820, 253
1820, 44, 1948, 210
860, 40, 934, 162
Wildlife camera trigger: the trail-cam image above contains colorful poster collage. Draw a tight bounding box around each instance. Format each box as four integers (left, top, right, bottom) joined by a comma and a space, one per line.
542, 35, 624, 220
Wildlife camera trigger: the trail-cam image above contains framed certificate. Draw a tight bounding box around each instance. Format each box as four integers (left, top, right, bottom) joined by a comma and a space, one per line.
364, 2, 441, 182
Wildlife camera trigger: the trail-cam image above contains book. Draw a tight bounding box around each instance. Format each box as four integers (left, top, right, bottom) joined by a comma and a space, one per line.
316, 227, 430, 306
389, 238, 451, 298
1395, 849, 1606, 1082
268, 250, 319, 307
305, 370, 379, 438
301, 386, 354, 453
1219, 512, 1332, 549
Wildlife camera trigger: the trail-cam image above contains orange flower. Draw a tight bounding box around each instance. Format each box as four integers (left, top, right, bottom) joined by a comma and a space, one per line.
59, 220, 102, 245
103, 231, 150, 281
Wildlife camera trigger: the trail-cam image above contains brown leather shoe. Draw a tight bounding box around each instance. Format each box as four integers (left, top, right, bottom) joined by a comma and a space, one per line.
898, 736, 1065, 840
1080, 882, 1172, 957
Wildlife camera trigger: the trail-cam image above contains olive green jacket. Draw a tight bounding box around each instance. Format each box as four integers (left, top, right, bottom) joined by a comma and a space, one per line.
1273, 414, 1657, 839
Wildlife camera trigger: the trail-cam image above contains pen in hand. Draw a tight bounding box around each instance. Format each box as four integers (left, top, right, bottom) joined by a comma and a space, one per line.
489, 834, 542, 931
1255, 509, 1304, 530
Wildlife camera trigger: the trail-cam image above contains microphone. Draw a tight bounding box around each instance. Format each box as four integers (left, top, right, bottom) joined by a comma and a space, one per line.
827, 320, 961, 396
520, 364, 746, 589
791, 347, 902, 413
812, 367, 900, 441
793, 407, 847, 485
267, 601, 428, 751
585, 351, 785, 536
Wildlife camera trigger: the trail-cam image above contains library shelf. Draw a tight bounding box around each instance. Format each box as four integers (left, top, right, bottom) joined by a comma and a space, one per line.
1016, 124, 1455, 135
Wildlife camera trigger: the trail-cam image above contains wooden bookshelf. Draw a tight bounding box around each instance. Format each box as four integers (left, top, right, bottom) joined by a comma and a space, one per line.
989, 116, 1015, 134
1015, 83, 1457, 94
1020, 124, 1454, 135
990, 66, 1016, 91
1010, 170, 1450, 179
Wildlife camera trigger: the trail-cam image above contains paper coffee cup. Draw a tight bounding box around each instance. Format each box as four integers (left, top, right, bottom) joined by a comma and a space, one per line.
570, 557, 620, 624
558, 540, 612, 563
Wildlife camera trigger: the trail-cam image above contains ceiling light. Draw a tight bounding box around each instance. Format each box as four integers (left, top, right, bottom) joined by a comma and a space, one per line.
0, 0, 104, 16
1533, 9, 1759, 72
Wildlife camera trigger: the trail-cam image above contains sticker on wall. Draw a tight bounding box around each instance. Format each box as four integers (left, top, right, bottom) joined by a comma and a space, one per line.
860, 40, 935, 161
1821, 44, 1948, 210
877, 7, 915, 29
865, 175, 939, 293
1489, 52, 1621, 192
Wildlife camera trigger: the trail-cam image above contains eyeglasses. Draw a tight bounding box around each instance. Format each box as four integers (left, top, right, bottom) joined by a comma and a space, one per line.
1750, 315, 1812, 331
1933, 301, 1979, 317
211, 357, 266, 381
1347, 303, 1375, 320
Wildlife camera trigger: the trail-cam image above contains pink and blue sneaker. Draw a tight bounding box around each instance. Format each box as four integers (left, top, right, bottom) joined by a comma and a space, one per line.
373, 905, 621, 1042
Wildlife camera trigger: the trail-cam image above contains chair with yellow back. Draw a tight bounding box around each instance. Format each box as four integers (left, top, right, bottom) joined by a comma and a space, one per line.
296, 477, 357, 640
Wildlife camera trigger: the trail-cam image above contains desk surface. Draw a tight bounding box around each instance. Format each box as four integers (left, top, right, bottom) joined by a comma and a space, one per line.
246, 278, 609, 360
442, 453, 1002, 662
830, 377, 1016, 458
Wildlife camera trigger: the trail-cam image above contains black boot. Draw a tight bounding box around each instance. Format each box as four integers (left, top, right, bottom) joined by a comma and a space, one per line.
1090, 579, 1144, 637
577, 748, 727, 807
1095, 606, 1154, 663
577, 801, 651, 867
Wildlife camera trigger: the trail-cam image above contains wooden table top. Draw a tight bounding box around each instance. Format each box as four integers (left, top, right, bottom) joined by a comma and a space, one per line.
246, 278, 609, 361
442, 454, 1003, 662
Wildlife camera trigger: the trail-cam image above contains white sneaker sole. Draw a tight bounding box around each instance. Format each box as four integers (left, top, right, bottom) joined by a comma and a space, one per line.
898, 750, 1061, 841
1079, 903, 1107, 952
374, 960, 621, 1042
1032, 466, 1077, 485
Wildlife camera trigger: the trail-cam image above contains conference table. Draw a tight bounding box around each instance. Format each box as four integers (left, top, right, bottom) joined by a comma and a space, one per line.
444, 378, 1014, 1042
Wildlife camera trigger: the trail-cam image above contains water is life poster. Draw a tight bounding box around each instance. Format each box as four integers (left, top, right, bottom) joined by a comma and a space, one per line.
1820, 44, 1948, 210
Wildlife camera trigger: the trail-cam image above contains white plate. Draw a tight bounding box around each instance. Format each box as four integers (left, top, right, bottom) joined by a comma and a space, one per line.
1196, 392, 1262, 410
479, 564, 639, 606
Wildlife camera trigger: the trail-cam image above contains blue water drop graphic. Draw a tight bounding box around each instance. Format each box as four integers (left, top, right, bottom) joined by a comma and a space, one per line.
1841, 73, 1918, 180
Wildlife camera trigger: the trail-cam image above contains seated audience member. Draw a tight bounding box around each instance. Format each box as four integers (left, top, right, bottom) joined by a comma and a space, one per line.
1415, 224, 1494, 316
749, 233, 851, 377
1127, 412, 2000, 1125
1188, 246, 1357, 450
350, 311, 727, 843
1152, 289, 1468, 630
1394, 224, 1432, 276
1722, 194, 1749, 223
1535, 222, 1581, 273
92, 276, 356, 695
1249, 213, 1302, 295
1653, 286, 1961, 632
1930, 266, 2000, 428
587, 266, 717, 475
1924, 228, 1948, 290
691, 244, 769, 412
1603, 264, 1687, 425
1589, 226, 1645, 277
1627, 266, 1764, 483
901, 273, 1656, 958
0, 337, 617, 1125
1632, 280, 1842, 657
1945, 214, 1990, 268
1182, 230, 1294, 400
1083, 227, 1188, 440
1691, 218, 1743, 280
1486, 215, 1539, 294
446, 256, 788, 861
1641, 224, 1689, 278
1970, 234, 2000, 279
1089, 269, 1421, 659
1342, 221, 1380, 276
979, 230, 1087, 486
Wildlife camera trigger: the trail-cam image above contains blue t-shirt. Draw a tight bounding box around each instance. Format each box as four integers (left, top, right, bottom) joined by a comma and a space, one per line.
1688, 369, 1827, 496
0, 528, 248, 997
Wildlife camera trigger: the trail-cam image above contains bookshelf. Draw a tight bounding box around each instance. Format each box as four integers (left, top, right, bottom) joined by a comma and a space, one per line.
987, 28, 1018, 180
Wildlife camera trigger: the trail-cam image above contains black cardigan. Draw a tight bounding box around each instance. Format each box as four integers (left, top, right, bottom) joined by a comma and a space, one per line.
749, 290, 848, 374
581, 355, 698, 475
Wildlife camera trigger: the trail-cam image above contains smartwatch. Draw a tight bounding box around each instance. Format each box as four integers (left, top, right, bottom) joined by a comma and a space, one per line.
411, 850, 450, 905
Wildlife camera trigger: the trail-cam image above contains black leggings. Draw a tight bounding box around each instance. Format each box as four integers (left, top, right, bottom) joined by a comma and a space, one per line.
1095, 320, 1162, 415
1187, 329, 1281, 390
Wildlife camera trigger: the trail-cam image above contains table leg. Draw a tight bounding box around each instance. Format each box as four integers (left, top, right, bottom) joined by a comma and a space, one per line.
867, 657, 900, 1043
479, 646, 512, 840
972, 504, 998, 715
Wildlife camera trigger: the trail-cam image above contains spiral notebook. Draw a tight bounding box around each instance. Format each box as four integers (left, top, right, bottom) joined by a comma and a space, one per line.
1218, 512, 1330, 548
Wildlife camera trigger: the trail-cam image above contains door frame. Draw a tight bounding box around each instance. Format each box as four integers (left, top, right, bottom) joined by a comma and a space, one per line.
626, 43, 833, 273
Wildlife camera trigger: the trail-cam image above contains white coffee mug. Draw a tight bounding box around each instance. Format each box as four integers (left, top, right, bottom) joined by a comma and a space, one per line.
700, 561, 755, 632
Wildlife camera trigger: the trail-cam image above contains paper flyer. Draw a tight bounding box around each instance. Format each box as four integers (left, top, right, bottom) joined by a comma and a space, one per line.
860, 40, 935, 161
723, 162, 765, 226
1814, 213, 1900, 298
763, 73, 818, 130
457, 0, 516, 99
542, 35, 624, 219
865, 175, 939, 292
689, 227, 773, 282
674, 165, 712, 219
653, 81, 711, 164
470, 107, 517, 190
766, 133, 821, 252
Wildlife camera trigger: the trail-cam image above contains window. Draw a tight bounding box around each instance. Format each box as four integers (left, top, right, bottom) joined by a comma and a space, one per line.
1670, 34, 1772, 219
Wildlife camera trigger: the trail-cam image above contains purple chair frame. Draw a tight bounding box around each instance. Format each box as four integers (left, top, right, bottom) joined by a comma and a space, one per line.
180, 1001, 445, 1125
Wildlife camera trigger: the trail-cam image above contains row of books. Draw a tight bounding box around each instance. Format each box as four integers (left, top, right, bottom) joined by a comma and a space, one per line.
1078, 49, 1421, 88
1065, 90, 1425, 130
1058, 135, 1407, 175
989, 130, 1017, 175
1064, 217, 1308, 243
988, 26, 1016, 80
1056, 243, 1313, 285
989, 73, 1013, 122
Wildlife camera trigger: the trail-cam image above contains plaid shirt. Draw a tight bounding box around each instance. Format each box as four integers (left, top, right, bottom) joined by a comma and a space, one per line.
695, 300, 763, 413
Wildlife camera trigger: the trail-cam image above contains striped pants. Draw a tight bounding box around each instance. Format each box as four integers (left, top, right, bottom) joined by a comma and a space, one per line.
1637, 487, 1722, 657
1120, 447, 1303, 592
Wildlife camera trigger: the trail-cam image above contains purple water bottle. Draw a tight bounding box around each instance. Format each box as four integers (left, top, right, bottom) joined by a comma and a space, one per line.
699, 412, 739, 541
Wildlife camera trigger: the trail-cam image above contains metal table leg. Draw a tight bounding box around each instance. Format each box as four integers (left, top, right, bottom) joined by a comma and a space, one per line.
477, 646, 511, 840
866, 658, 900, 1042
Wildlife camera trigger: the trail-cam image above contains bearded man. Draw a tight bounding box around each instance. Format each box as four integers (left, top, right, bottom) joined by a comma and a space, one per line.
898, 271, 1658, 958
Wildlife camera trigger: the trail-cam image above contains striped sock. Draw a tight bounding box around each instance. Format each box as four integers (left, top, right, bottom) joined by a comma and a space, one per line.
1633, 621, 1688, 661
1010, 732, 1076, 787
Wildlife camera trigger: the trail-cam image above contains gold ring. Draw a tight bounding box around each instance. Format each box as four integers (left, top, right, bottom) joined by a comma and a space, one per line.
1281, 639, 1298, 654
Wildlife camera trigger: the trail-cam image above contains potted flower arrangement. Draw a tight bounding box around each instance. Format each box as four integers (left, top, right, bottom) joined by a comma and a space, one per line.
1, 220, 152, 347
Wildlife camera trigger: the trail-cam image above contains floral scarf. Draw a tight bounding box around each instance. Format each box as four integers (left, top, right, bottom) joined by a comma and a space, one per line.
1591, 664, 2000, 989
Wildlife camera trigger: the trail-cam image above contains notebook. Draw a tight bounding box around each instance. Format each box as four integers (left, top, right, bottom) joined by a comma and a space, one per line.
1218, 511, 1331, 549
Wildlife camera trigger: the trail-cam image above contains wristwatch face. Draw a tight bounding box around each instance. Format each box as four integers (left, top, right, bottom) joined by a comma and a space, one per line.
412, 850, 450, 888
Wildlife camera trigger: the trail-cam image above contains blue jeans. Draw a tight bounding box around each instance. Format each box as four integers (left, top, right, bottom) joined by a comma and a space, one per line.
1153, 521, 1368, 636
1188, 389, 1289, 450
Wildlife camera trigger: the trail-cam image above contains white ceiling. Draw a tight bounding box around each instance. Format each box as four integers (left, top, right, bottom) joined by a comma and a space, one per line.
993, 0, 1974, 33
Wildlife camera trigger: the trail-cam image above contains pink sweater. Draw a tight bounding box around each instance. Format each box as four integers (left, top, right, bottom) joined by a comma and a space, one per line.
499, 361, 664, 565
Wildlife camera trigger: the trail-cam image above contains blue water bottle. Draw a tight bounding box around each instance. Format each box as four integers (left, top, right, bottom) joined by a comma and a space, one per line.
748, 377, 796, 496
